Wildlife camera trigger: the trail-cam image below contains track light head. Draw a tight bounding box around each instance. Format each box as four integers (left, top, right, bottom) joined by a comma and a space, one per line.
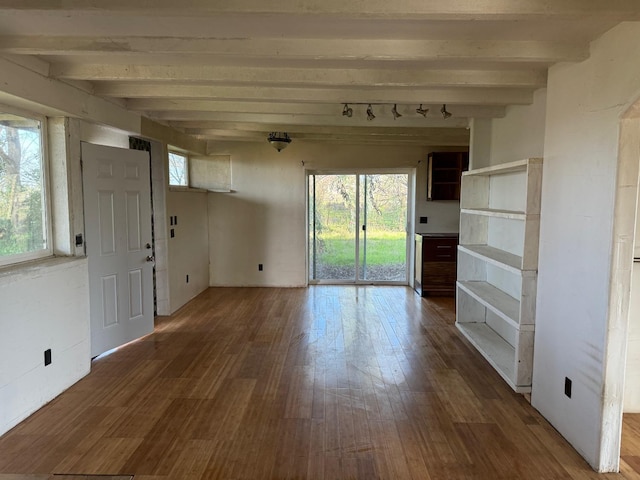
342, 103, 353, 118
440, 104, 452, 119
366, 104, 376, 121
392, 104, 402, 120
416, 104, 429, 117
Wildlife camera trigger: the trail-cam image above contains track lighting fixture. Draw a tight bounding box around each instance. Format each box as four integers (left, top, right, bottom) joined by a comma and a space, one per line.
440, 104, 452, 119
342, 103, 353, 118
267, 132, 292, 152
416, 104, 429, 117
366, 104, 376, 121
391, 104, 402, 120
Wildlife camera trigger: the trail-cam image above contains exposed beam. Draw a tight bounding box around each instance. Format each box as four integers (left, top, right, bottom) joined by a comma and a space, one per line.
180, 123, 468, 137
0, 36, 587, 64
95, 83, 534, 105
0, 55, 141, 134
1, 1, 639, 20
191, 128, 470, 146
166, 114, 470, 129
128, 100, 506, 118
50, 64, 547, 90
205, 134, 469, 147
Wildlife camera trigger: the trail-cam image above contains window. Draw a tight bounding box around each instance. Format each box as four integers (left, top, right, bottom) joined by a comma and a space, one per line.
0, 109, 50, 266
168, 151, 188, 186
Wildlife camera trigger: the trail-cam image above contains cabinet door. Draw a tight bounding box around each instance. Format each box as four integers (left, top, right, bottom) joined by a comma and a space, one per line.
427, 152, 469, 201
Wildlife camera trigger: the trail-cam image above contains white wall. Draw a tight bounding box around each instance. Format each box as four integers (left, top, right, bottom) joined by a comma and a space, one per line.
0, 258, 90, 436
167, 190, 210, 313
489, 88, 547, 166
206, 141, 460, 286
532, 22, 640, 471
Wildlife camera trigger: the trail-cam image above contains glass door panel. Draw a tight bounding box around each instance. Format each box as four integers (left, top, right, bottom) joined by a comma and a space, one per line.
309, 174, 357, 281
359, 174, 408, 282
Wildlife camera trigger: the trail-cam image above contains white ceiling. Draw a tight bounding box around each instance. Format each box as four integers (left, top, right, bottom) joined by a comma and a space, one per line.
0, 1, 638, 146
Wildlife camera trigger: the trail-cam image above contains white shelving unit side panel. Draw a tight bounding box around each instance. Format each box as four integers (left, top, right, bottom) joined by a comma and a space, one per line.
459, 212, 488, 246
522, 214, 541, 271
514, 329, 535, 387
519, 271, 538, 326
524, 160, 544, 215
457, 249, 489, 283
456, 286, 489, 324
460, 175, 489, 210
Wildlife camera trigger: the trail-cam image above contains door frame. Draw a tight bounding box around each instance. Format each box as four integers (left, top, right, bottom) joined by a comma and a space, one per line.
305, 167, 415, 286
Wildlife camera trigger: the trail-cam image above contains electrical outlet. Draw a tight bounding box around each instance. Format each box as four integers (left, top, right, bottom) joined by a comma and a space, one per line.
186, 274, 189, 283
564, 377, 572, 398
258, 264, 263, 271
419, 216, 428, 224
44, 349, 52, 366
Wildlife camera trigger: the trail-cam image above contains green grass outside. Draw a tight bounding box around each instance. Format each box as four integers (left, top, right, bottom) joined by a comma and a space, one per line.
314, 231, 406, 266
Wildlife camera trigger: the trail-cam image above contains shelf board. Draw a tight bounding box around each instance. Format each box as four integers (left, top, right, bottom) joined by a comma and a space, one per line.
457, 281, 520, 328
458, 244, 522, 273
460, 207, 526, 220
456, 322, 530, 393
462, 158, 542, 177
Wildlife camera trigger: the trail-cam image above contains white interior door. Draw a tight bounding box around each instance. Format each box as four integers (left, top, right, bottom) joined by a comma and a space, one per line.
82, 142, 154, 357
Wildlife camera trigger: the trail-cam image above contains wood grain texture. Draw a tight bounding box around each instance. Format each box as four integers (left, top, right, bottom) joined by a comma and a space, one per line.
0, 286, 638, 479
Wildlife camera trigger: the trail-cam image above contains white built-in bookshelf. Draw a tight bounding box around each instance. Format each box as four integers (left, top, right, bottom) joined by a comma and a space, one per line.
456, 158, 543, 393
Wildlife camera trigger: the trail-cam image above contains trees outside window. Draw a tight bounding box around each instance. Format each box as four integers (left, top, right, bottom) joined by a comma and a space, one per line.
168, 151, 188, 186
0, 111, 49, 265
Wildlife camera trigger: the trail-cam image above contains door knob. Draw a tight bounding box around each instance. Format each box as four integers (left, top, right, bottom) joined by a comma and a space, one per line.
146, 243, 152, 249
146, 255, 155, 262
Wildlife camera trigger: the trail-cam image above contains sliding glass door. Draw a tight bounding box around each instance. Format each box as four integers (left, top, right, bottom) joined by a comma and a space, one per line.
308, 171, 409, 284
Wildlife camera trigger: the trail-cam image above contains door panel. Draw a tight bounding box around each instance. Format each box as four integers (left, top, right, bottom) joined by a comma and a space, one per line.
309, 174, 357, 281
82, 142, 154, 357
359, 174, 409, 282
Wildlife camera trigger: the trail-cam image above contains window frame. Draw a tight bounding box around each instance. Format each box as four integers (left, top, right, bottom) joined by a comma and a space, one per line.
0, 104, 53, 267
167, 149, 189, 187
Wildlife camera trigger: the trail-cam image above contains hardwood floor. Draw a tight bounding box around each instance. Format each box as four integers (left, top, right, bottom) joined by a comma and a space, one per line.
0, 286, 636, 479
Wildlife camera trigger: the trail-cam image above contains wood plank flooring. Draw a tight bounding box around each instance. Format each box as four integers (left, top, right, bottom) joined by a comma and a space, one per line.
0, 286, 637, 479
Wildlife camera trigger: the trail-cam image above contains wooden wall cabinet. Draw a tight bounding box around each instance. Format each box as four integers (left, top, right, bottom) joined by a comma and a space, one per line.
455, 158, 543, 393
427, 151, 469, 201
415, 233, 458, 296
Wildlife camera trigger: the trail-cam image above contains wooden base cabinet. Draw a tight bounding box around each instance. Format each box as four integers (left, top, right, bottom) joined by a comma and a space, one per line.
456, 158, 543, 393
415, 233, 458, 296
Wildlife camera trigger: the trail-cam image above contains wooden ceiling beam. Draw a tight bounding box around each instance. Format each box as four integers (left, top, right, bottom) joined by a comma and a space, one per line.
50, 64, 547, 89
1, 0, 639, 20
128, 100, 506, 118
1, 36, 587, 64
95, 83, 534, 105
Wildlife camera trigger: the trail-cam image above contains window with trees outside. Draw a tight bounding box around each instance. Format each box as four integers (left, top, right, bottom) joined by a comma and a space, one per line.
168, 151, 188, 186
0, 109, 50, 266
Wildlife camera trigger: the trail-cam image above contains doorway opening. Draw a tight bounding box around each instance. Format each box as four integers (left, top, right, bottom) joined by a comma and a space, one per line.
307, 171, 411, 284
